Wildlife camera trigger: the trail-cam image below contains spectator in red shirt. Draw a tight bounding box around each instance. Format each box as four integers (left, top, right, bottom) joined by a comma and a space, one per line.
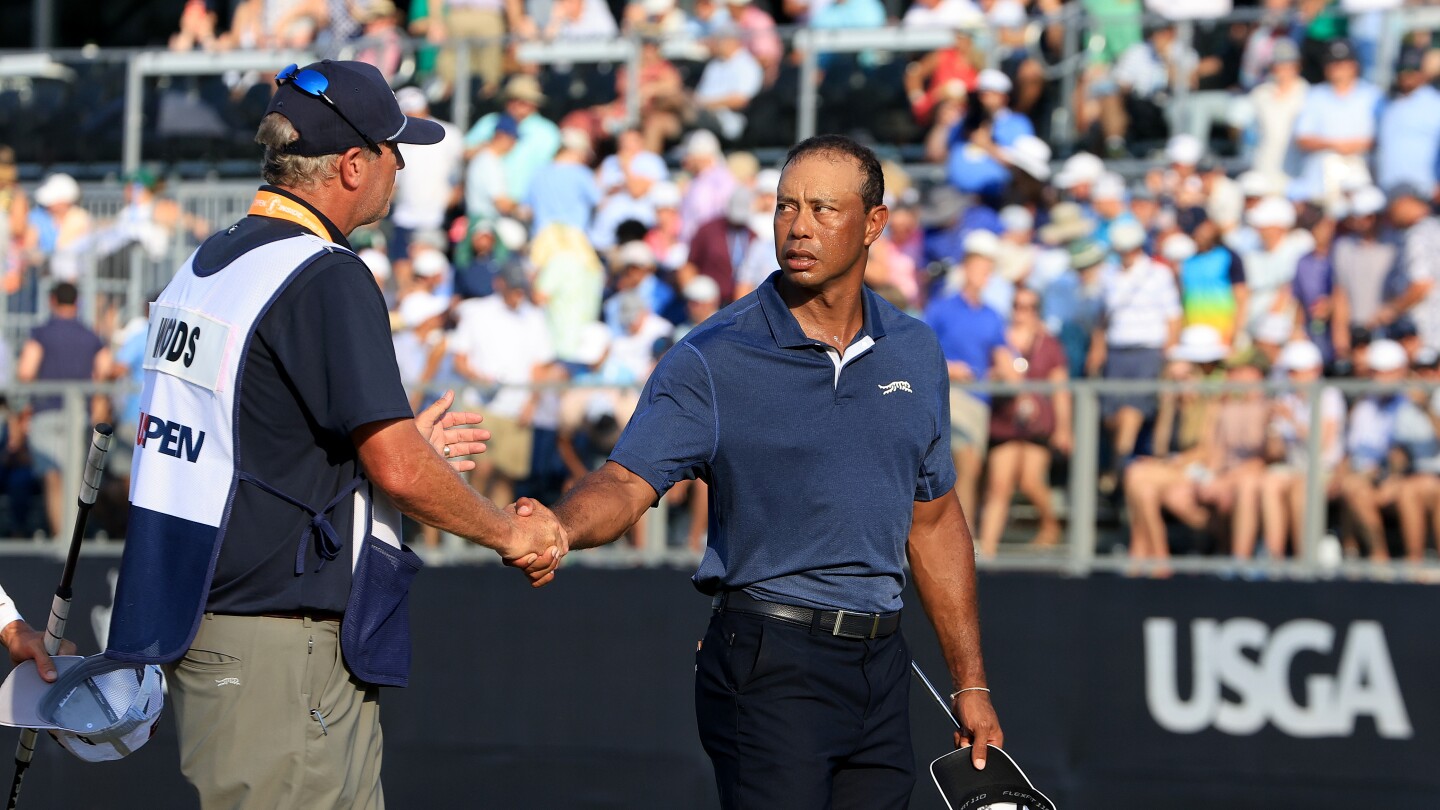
977, 285, 1071, 557
680, 187, 755, 305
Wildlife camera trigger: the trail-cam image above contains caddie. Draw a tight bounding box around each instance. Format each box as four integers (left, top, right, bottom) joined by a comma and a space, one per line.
104, 60, 565, 809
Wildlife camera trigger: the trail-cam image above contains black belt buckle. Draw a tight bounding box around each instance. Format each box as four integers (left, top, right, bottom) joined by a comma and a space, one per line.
831, 609, 880, 639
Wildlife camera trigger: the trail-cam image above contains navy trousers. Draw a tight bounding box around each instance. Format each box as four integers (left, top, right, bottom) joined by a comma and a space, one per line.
695, 608, 914, 810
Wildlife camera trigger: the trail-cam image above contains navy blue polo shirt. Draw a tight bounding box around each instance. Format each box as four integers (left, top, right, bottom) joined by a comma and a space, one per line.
609, 271, 957, 614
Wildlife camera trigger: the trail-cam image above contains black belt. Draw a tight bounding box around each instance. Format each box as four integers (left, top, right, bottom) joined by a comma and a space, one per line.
711, 591, 900, 640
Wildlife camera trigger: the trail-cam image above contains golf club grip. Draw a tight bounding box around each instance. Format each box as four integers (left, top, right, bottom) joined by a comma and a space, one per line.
79, 424, 114, 507
43, 594, 70, 657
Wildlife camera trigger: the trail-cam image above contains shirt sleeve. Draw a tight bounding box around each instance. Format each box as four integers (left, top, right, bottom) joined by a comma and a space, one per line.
1293, 91, 1321, 139
260, 255, 414, 437
916, 342, 958, 501
608, 342, 717, 497
1228, 250, 1247, 286
0, 582, 19, 629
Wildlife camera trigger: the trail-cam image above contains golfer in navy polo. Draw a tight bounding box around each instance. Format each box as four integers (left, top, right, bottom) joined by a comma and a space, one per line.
518, 135, 1002, 808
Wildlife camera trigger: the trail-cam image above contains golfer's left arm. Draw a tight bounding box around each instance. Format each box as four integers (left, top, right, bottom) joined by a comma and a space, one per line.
908, 489, 1003, 768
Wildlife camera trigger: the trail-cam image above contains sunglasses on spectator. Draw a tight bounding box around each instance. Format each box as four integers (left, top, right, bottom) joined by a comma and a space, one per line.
275, 64, 381, 154
1014, 301, 1039, 311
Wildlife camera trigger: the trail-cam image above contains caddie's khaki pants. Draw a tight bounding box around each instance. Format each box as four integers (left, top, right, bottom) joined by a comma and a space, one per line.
164, 613, 384, 810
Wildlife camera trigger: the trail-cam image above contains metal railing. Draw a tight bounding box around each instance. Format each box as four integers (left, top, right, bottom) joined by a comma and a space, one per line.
7, 376, 1440, 584
3, 3, 1437, 176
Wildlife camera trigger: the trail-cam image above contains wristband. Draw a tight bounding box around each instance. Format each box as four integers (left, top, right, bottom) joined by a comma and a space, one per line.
950, 686, 990, 700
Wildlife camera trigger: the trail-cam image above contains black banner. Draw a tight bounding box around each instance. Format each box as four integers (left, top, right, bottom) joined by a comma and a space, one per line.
0, 560, 1435, 809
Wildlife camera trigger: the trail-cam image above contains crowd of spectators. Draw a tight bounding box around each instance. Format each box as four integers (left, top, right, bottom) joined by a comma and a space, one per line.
11, 1, 1440, 569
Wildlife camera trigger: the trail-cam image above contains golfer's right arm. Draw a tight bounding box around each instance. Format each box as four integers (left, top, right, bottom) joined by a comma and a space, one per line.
518, 346, 717, 581
0, 585, 65, 681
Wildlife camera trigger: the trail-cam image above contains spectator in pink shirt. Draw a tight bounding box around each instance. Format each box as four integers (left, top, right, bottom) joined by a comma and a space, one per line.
678, 130, 736, 243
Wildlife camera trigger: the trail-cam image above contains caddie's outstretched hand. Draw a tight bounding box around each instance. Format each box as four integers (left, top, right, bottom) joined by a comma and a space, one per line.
417, 389, 489, 472
952, 690, 1003, 770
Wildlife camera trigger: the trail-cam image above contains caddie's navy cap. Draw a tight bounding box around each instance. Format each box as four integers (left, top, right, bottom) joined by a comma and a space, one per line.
265, 60, 445, 156
929, 745, 1056, 810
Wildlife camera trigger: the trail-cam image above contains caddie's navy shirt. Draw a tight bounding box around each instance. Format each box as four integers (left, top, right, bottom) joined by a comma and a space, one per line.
609, 271, 957, 614
196, 186, 412, 616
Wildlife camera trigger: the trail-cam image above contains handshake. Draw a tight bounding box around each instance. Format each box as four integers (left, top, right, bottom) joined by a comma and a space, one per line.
419, 391, 570, 588
499, 497, 568, 588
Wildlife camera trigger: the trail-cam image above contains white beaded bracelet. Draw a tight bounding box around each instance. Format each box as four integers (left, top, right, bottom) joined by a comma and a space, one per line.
949, 687, 991, 700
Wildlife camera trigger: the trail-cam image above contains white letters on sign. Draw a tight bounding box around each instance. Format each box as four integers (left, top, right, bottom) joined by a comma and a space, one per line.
1144, 618, 1412, 739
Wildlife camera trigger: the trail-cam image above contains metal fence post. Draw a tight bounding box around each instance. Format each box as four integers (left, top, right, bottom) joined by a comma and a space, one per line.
1053, 5, 1081, 155
122, 52, 144, 177
1067, 382, 1099, 573
625, 34, 643, 129
58, 386, 85, 544
453, 40, 473, 134
1299, 381, 1327, 574
796, 30, 818, 142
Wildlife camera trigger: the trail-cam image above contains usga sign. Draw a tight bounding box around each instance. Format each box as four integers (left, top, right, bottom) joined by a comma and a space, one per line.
1144, 618, 1413, 739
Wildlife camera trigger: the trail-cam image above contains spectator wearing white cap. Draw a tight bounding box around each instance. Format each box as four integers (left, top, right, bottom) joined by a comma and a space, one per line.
674, 275, 721, 342
1292, 39, 1383, 203
945, 68, 1036, 199
902, 0, 981, 29
924, 228, 1015, 520
1088, 219, 1182, 484
452, 258, 558, 508
1388, 183, 1440, 354
1330, 185, 1390, 348
1053, 152, 1105, 214
388, 88, 463, 261
1340, 338, 1412, 561
528, 127, 601, 237
393, 291, 452, 412
1178, 216, 1248, 347
604, 240, 675, 334
1090, 173, 1139, 249
1153, 134, 1205, 204
409, 244, 452, 298
24, 173, 91, 282
1244, 38, 1308, 181
681, 186, 756, 306
993, 204, 1037, 291
643, 181, 689, 271
1122, 323, 1227, 567
678, 130, 736, 243
1240, 196, 1309, 343
1260, 339, 1345, 560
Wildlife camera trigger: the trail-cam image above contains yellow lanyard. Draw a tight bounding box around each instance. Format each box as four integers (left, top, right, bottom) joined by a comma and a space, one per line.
248, 190, 332, 241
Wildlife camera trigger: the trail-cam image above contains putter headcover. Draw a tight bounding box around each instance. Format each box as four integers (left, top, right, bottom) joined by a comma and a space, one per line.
930, 744, 1056, 810
0, 655, 163, 762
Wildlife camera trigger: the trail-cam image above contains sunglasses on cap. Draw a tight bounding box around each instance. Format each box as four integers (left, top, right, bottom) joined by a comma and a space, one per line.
276, 64, 381, 153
